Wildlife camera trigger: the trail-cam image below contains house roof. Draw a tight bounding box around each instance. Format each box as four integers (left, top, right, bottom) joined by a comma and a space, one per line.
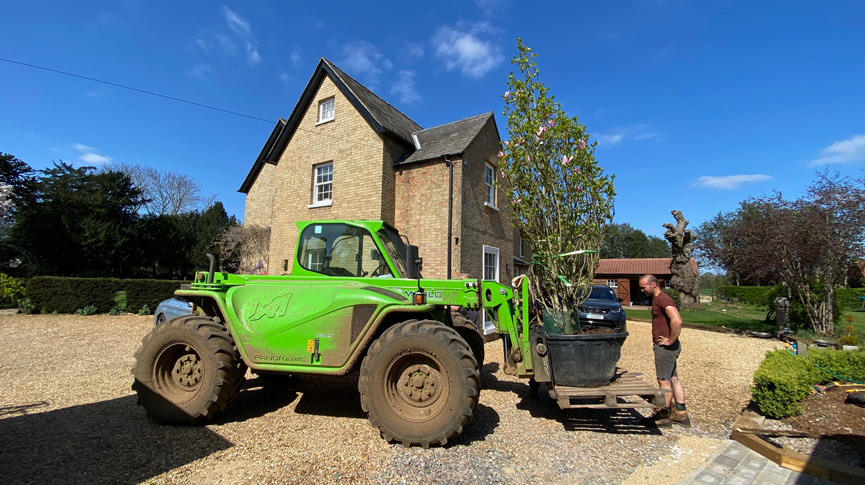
325, 60, 422, 146
239, 58, 422, 193
595, 258, 699, 276
397, 112, 495, 166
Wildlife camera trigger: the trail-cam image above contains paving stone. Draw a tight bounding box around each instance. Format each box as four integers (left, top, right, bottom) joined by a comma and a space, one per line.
756, 466, 791, 484
723, 444, 750, 459
694, 471, 724, 484
785, 472, 815, 485
715, 454, 745, 469
721, 474, 751, 485
731, 467, 760, 479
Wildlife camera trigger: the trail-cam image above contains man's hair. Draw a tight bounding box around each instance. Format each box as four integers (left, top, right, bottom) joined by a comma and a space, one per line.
640, 274, 658, 284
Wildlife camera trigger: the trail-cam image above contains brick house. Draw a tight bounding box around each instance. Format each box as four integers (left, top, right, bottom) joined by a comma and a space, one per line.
240, 58, 513, 281
593, 258, 699, 304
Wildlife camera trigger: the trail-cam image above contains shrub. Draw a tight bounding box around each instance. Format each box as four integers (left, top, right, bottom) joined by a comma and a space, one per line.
835, 288, 865, 310
138, 304, 151, 316
0, 273, 26, 308
75, 305, 97, 316
26, 277, 188, 314
661, 288, 681, 308
752, 348, 865, 418
108, 308, 123, 316
752, 350, 813, 418
18, 298, 34, 315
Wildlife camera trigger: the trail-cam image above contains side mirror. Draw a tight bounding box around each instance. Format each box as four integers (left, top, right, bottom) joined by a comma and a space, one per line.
617, 297, 624, 302
405, 245, 422, 279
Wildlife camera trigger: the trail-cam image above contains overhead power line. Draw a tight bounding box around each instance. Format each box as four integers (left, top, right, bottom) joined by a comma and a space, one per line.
0, 57, 276, 124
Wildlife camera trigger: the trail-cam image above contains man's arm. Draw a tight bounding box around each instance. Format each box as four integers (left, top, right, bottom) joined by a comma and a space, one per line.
664, 305, 683, 343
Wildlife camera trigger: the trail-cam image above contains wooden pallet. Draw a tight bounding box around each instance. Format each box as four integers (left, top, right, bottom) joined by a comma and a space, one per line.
548, 371, 670, 410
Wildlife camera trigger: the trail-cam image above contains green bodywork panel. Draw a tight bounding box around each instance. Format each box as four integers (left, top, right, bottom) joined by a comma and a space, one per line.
177, 220, 534, 377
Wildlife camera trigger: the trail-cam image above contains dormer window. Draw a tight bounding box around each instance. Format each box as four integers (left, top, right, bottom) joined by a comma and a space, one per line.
318, 98, 335, 123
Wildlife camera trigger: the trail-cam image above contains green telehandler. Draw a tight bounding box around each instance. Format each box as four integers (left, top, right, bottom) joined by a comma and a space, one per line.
132, 220, 665, 448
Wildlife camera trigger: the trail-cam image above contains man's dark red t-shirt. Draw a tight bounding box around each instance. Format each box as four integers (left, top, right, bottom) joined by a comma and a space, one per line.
651, 292, 677, 341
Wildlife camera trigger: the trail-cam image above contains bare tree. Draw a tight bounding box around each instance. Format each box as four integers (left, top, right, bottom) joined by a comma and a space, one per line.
213, 223, 271, 274
663, 210, 701, 308
109, 162, 215, 215
0, 183, 14, 237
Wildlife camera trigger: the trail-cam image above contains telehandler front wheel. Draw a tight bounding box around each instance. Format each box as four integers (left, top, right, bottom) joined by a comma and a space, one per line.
132, 315, 246, 424
359, 320, 480, 448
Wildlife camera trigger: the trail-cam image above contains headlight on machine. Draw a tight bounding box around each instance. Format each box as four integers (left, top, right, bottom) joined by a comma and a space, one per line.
610, 307, 621, 313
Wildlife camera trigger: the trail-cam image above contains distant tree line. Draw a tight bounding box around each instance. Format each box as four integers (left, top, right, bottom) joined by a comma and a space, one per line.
600, 223, 671, 259
0, 152, 245, 280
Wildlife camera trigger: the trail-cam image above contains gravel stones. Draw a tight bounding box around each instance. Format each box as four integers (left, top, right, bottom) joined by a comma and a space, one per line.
0, 315, 780, 484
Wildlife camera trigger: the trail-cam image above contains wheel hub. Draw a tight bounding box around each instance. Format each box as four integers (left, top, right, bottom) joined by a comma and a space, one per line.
173, 354, 203, 387
397, 363, 442, 405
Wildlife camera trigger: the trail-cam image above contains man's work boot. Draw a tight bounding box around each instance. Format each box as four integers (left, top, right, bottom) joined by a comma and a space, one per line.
660, 408, 692, 428
643, 408, 670, 427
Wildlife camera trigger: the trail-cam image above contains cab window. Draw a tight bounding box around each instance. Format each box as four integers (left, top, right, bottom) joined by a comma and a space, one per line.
298, 224, 392, 277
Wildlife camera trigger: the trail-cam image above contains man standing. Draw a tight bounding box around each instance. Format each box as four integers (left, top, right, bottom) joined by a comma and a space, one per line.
639, 274, 691, 428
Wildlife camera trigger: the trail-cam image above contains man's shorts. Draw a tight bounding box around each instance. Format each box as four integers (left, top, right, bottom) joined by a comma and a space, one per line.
653, 340, 681, 381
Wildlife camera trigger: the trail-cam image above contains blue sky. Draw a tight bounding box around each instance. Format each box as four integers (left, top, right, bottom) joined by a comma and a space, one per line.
2, 0, 864, 238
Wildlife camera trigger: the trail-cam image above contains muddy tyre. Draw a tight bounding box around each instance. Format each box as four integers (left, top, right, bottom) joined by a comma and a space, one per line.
132, 315, 246, 424
451, 312, 485, 370
358, 320, 480, 448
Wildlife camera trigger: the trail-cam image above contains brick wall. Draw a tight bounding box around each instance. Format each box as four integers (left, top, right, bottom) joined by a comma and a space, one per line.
458, 118, 512, 282
243, 76, 387, 274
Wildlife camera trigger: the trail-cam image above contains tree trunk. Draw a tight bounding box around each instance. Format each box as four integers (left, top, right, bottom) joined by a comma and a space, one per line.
663, 210, 701, 309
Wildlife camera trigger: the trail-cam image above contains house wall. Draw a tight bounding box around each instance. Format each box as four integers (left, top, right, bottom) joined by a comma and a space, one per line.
394, 158, 461, 279
243, 75, 386, 274
458, 118, 512, 282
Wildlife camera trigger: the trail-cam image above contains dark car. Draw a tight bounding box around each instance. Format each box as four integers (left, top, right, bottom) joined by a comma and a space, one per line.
153, 296, 193, 325
577, 285, 626, 331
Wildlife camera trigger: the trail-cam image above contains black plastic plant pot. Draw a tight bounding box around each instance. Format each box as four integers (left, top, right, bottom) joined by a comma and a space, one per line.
545, 332, 629, 387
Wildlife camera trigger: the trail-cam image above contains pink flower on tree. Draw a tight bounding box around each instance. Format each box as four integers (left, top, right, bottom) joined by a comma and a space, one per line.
548, 120, 555, 127
562, 154, 573, 165
498, 150, 505, 158
504, 91, 510, 98
504, 140, 510, 147
512, 198, 521, 205
537, 126, 547, 137
577, 139, 587, 150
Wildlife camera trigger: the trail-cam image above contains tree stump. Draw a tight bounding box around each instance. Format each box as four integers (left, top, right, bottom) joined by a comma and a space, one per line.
663, 210, 701, 309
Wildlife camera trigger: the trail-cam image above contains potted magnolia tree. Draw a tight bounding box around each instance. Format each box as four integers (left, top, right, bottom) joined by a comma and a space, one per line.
500, 39, 616, 333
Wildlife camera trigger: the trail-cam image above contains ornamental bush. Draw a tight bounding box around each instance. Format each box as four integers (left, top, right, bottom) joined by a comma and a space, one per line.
752, 348, 865, 418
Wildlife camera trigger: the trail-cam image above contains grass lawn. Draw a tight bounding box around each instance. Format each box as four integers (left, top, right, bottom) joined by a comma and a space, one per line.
628, 301, 865, 335
626, 302, 775, 331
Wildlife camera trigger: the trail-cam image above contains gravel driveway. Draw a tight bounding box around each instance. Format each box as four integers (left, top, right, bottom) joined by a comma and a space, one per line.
0, 315, 781, 484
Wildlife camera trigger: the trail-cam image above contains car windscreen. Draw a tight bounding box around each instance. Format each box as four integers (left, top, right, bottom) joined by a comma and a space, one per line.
585, 286, 618, 302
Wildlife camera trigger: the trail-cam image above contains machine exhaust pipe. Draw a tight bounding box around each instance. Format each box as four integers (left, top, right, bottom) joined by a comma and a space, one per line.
206, 253, 215, 283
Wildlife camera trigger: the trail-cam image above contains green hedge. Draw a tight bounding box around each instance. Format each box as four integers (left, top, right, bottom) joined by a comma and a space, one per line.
722, 285, 865, 310
752, 348, 865, 419
26, 276, 189, 314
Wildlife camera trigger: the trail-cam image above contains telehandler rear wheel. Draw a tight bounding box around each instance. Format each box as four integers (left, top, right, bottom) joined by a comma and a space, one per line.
132, 315, 246, 424
359, 320, 480, 448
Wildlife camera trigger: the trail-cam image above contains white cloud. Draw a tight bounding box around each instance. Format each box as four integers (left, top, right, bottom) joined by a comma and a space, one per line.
315, 20, 324, 29
218, 6, 261, 65
809, 134, 865, 166
596, 124, 659, 146
431, 21, 503, 79
279, 71, 292, 85
600, 32, 618, 41
291, 45, 303, 68
391, 70, 422, 105
406, 42, 425, 58
692, 174, 772, 190
195, 38, 209, 53
475, 0, 504, 17
340, 41, 391, 86
72, 144, 113, 165
186, 63, 213, 80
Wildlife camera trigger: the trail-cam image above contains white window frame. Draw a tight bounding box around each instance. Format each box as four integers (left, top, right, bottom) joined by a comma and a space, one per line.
484, 162, 498, 210
310, 162, 333, 208
606, 279, 618, 288
317, 98, 335, 124
482, 245, 500, 282
664, 279, 671, 289
517, 234, 524, 258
